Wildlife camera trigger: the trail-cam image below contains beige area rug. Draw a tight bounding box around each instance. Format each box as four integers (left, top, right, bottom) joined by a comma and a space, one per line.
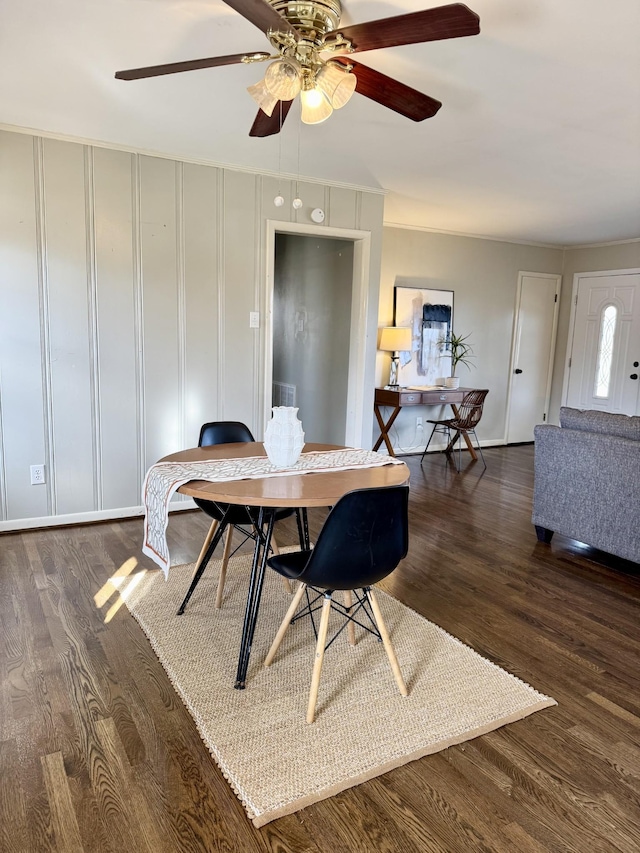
125, 554, 556, 827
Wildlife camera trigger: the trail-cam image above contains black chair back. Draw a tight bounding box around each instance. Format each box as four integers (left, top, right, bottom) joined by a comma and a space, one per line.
199, 421, 254, 447
295, 486, 409, 591
195, 422, 255, 518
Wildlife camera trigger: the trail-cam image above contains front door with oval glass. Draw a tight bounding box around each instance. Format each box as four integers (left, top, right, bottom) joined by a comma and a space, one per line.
565, 271, 640, 416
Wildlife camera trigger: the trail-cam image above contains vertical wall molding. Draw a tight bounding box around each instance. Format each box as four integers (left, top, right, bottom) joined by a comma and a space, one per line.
84, 145, 102, 510
0, 378, 6, 521
355, 191, 363, 232
33, 136, 55, 515
131, 152, 146, 494
253, 174, 262, 431
216, 169, 226, 418
176, 161, 187, 490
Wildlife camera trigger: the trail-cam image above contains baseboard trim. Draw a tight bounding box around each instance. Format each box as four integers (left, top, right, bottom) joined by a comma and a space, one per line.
385, 438, 505, 456
0, 498, 197, 533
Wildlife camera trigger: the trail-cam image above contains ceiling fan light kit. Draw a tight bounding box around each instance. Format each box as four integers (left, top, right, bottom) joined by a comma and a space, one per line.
115, 1, 480, 136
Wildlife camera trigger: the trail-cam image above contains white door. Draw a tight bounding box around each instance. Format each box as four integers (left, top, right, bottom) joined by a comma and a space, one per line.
507, 272, 561, 443
565, 271, 640, 416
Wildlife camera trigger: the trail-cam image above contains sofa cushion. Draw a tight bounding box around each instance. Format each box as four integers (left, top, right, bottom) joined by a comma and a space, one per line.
559, 407, 640, 441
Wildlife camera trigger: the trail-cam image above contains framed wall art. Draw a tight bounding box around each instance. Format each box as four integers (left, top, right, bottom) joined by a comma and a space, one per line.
393, 285, 454, 387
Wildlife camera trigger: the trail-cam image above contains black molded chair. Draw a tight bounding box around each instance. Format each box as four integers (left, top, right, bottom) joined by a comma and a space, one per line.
420, 389, 489, 472
264, 485, 410, 723
178, 421, 294, 614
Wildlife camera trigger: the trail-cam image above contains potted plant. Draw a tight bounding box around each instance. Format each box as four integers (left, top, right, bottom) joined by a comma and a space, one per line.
444, 332, 474, 388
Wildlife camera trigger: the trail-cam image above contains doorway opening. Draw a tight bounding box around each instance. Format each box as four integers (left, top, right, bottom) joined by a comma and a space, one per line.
263, 221, 372, 448
272, 233, 353, 444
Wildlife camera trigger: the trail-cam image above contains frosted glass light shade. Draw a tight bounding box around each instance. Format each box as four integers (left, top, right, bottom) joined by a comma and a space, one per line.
247, 79, 278, 116
316, 63, 357, 109
378, 327, 412, 352
264, 58, 302, 100
300, 86, 333, 124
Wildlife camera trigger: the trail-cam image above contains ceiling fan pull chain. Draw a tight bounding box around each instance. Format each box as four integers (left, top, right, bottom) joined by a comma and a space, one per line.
292, 117, 303, 210
274, 103, 285, 207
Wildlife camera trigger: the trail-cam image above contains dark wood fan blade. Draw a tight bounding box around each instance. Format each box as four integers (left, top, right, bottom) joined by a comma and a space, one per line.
336, 58, 441, 121
335, 3, 479, 53
222, 0, 298, 37
249, 100, 293, 137
115, 53, 252, 80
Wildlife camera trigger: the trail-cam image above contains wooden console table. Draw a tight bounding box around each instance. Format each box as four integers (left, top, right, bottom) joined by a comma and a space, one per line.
374, 387, 473, 458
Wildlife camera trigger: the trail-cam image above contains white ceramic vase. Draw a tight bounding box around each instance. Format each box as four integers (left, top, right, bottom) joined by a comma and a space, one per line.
264, 406, 305, 468
445, 376, 460, 389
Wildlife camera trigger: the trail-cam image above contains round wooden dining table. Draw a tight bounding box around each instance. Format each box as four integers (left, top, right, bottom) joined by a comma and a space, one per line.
160, 442, 410, 688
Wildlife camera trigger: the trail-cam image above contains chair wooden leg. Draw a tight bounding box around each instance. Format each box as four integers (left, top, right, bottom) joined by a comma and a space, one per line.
264, 583, 307, 667
194, 519, 219, 572
214, 525, 235, 609
307, 594, 332, 724
366, 588, 408, 697
270, 535, 293, 593
343, 590, 356, 646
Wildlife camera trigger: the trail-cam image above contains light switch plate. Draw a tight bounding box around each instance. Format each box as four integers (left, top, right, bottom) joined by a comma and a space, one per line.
249, 311, 259, 328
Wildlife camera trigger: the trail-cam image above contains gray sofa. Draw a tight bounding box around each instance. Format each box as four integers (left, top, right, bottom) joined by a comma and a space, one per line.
532, 407, 640, 563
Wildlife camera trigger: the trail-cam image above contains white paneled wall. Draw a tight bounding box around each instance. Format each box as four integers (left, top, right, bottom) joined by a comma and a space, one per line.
0, 129, 384, 527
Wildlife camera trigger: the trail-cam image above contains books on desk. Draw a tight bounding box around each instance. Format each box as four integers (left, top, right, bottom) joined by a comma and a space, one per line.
407, 385, 447, 391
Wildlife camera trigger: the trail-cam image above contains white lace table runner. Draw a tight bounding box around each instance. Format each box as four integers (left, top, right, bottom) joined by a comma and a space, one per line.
142, 448, 404, 577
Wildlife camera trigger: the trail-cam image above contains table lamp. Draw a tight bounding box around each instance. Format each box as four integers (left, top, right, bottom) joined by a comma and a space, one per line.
378, 327, 412, 389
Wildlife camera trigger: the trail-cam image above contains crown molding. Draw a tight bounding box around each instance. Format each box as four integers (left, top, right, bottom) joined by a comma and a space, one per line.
0, 122, 386, 196
382, 220, 561, 250
562, 236, 640, 250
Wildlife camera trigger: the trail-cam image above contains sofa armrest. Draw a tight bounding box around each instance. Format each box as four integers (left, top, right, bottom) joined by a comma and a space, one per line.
532, 424, 640, 563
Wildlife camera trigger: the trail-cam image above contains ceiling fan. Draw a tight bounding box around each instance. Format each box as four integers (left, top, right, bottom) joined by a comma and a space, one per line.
115, 1, 480, 137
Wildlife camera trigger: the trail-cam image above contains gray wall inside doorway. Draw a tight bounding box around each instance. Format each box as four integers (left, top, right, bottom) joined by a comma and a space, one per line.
273, 233, 354, 445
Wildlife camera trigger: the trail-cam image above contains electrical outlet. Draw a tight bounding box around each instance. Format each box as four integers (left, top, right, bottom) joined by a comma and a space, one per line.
30, 464, 46, 485
416, 416, 423, 428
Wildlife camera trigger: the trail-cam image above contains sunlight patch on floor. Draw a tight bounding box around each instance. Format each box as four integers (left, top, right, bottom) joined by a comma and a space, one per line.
94, 556, 147, 622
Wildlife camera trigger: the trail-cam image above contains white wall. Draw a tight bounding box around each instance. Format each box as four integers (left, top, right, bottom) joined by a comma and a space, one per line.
2, 127, 636, 527
378, 227, 564, 451
0, 129, 384, 527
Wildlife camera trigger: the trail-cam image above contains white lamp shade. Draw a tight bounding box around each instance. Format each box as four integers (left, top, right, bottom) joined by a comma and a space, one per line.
378, 327, 412, 352
264, 58, 302, 100
247, 79, 278, 116
316, 63, 357, 109
300, 86, 333, 124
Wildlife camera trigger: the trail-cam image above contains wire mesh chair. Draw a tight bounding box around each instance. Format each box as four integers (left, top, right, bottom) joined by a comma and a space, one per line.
420, 389, 489, 472
264, 485, 410, 723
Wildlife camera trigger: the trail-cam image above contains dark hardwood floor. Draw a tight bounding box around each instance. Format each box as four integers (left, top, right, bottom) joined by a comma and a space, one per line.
1, 445, 639, 852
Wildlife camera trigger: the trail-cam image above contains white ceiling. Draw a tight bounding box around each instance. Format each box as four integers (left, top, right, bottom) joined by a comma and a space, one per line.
2, 0, 639, 246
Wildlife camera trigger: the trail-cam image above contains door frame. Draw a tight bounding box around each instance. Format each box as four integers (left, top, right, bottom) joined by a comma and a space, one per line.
505, 271, 561, 442
263, 220, 371, 447
561, 267, 640, 407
